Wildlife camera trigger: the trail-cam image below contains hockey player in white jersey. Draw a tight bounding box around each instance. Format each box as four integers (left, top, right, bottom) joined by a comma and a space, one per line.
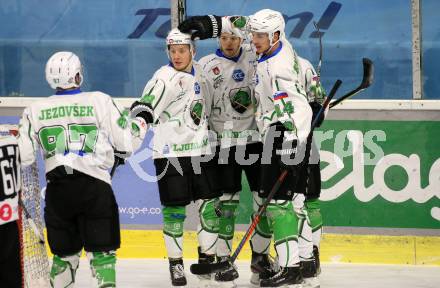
17, 51, 147, 288
0, 128, 23, 288
198, 31, 277, 286
180, 9, 313, 287
130, 28, 221, 287
294, 56, 326, 288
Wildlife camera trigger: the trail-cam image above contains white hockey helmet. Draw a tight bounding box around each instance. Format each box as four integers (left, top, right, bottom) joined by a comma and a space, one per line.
248, 9, 285, 45
45, 51, 83, 90
166, 28, 195, 58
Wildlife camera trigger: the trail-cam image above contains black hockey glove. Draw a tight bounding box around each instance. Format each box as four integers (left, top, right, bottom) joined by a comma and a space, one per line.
178, 15, 222, 40
130, 101, 154, 124
310, 101, 325, 128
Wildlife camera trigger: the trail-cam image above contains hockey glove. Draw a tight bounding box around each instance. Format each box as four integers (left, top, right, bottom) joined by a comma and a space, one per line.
178, 15, 222, 40
130, 101, 154, 124
310, 101, 324, 128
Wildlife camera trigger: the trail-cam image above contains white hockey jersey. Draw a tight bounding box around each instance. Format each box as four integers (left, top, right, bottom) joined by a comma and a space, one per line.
17, 90, 146, 185
199, 45, 260, 148
140, 62, 214, 159
0, 129, 20, 225
254, 41, 312, 143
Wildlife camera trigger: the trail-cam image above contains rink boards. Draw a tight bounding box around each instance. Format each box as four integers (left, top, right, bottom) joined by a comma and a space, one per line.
1, 101, 440, 265
38, 229, 440, 265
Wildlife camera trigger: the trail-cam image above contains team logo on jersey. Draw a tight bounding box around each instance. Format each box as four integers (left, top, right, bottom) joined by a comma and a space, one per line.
212, 66, 220, 75
190, 100, 203, 125
230, 87, 252, 114
232, 69, 245, 82
194, 82, 201, 94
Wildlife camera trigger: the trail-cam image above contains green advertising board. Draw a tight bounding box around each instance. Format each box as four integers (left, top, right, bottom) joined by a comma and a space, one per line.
237, 120, 440, 229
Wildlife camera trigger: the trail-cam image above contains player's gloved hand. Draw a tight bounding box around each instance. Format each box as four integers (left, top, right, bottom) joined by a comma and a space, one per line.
178, 15, 222, 40
310, 101, 324, 128
130, 101, 154, 124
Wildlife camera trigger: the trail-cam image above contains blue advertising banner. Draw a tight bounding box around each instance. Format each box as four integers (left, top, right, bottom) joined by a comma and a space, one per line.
1, 0, 433, 99
188, 0, 413, 100
422, 0, 440, 99
0, 116, 163, 225
0, 0, 171, 98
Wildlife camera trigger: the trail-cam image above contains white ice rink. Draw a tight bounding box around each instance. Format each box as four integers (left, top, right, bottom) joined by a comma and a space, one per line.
74, 259, 440, 288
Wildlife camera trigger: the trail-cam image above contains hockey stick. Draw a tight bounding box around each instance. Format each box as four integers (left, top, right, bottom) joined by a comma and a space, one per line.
313, 21, 322, 78
329, 58, 373, 108
311, 81, 343, 128
190, 79, 342, 275
19, 198, 45, 244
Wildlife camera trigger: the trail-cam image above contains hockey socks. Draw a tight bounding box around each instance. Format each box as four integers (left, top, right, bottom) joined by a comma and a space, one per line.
87, 251, 116, 288
304, 198, 323, 248
267, 201, 300, 267
163, 206, 186, 258
216, 193, 239, 257
196, 198, 220, 255
250, 193, 272, 254
50, 252, 80, 288
297, 206, 314, 260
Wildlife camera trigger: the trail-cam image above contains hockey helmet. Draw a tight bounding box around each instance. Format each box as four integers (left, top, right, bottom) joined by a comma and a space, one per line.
248, 9, 285, 45
166, 28, 195, 57
45, 51, 83, 90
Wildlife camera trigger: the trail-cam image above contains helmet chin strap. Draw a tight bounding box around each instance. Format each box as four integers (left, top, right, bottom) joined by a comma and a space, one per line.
183, 59, 193, 73
262, 38, 280, 56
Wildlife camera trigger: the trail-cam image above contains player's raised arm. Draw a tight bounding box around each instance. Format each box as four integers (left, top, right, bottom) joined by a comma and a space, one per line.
178, 15, 248, 40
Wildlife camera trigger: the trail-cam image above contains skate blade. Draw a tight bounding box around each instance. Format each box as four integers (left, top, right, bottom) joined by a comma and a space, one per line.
214, 280, 237, 288
197, 278, 218, 288
303, 277, 320, 288
284, 284, 303, 288
249, 273, 260, 286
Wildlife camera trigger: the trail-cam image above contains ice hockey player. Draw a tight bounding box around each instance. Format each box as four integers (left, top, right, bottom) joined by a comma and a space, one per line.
129, 28, 221, 286
198, 28, 277, 286
0, 127, 23, 288
179, 9, 313, 287
17, 51, 147, 288
295, 55, 326, 288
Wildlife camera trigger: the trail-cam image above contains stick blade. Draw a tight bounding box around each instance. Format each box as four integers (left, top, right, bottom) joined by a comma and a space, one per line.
190, 261, 231, 275
361, 58, 374, 88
